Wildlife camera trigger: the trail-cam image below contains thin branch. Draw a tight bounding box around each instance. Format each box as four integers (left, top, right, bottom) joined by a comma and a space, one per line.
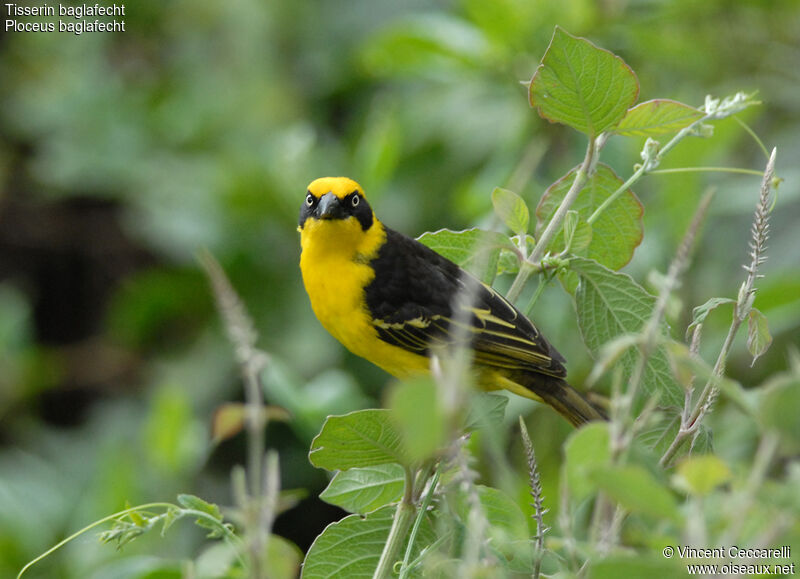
529, 137, 597, 266
660, 148, 776, 466
399, 464, 442, 579
648, 166, 766, 177
374, 468, 418, 579
200, 250, 273, 577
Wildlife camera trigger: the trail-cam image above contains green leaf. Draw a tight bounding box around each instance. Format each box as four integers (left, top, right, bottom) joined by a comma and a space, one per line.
302, 505, 435, 579
491, 187, 529, 236
529, 26, 639, 136
747, 308, 772, 365
614, 99, 705, 137
664, 341, 754, 416
451, 485, 530, 568
564, 422, 611, 501
563, 210, 592, 254
266, 535, 304, 579
388, 377, 446, 462
686, 297, 735, 339
673, 455, 732, 496
320, 464, 406, 515
177, 494, 223, 521
590, 465, 681, 523
464, 392, 509, 431
536, 163, 643, 272
178, 494, 229, 538
417, 228, 515, 284
570, 257, 683, 406
757, 374, 800, 452
472, 486, 528, 539
309, 409, 408, 470
637, 407, 713, 458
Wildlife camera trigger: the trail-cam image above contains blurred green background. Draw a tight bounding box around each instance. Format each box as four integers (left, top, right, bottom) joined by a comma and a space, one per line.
1, 0, 798, 576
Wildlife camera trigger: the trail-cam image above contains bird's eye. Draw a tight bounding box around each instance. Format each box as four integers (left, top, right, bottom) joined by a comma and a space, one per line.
305, 194, 314, 207
351, 194, 360, 207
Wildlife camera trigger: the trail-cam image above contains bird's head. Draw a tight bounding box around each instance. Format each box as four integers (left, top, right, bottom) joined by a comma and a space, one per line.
298, 177, 378, 253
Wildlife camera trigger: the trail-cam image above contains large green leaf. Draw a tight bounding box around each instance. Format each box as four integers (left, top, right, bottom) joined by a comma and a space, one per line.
536, 163, 643, 272
302, 506, 435, 579
674, 455, 732, 497
464, 392, 509, 431
320, 464, 405, 514
529, 27, 639, 136
388, 377, 446, 462
563, 422, 611, 501
417, 228, 515, 284
570, 257, 683, 406
589, 464, 681, 523
757, 374, 800, 453
613, 99, 704, 137
450, 485, 532, 571
309, 410, 408, 470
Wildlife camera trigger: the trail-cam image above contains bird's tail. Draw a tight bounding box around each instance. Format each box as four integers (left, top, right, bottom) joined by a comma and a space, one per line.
525, 374, 608, 427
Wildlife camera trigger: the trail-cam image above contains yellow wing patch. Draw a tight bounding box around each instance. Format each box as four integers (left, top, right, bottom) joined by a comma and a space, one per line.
371, 305, 560, 376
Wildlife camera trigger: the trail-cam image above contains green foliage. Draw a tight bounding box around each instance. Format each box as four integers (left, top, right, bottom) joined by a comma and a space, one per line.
529, 27, 639, 136
491, 187, 530, 237
570, 257, 683, 406
536, 163, 643, 291
673, 455, 732, 496
614, 99, 705, 137
319, 464, 405, 515
294, 24, 796, 579
302, 506, 435, 579
388, 377, 447, 463
417, 228, 514, 284
309, 410, 409, 470
589, 465, 680, 523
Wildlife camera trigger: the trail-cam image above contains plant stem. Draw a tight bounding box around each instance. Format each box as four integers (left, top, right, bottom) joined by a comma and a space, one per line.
399, 466, 441, 579
587, 162, 646, 226
505, 262, 534, 305
587, 110, 720, 226
505, 137, 598, 305
374, 504, 417, 579
659, 148, 776, 467
523, 272, 551, 316
374, 468, 418, 579
529, 137, 597, 266
649, 166, 765, 177
658, 316, 738, 466
17, 503, 243, 579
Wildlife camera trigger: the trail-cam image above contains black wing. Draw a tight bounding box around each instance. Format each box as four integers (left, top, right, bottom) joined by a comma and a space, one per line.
364, 228, 566, 378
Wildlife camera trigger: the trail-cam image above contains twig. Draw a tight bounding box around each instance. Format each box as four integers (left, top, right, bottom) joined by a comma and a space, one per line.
200, 250, 273, 577
660, 148, 776, 467
374, 468, 418, 579
530, 138, 598, 265
620, 188, 715, 426
399, 464, 442, 579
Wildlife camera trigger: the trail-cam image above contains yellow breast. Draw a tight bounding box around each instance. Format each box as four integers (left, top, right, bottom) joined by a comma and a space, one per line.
299, 217, 429, 378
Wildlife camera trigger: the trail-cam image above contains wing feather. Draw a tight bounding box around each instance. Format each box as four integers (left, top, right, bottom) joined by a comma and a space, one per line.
364, 228, 566, 378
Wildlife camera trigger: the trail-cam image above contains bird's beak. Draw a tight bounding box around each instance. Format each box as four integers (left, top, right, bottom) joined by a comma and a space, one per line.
317, 192, 345, 220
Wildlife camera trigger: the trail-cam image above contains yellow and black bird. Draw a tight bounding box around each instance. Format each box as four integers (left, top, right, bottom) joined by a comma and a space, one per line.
298, 177, 606, 426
